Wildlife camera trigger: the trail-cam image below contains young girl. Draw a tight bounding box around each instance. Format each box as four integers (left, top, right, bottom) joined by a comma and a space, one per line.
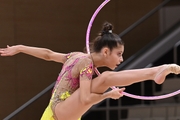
1, 22, 180, 120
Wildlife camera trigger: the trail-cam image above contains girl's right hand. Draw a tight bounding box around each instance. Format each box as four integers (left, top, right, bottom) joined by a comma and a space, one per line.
109, 87, 125, 100
0, 45, 20, 56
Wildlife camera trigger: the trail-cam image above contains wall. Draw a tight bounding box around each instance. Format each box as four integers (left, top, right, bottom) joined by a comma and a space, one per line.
0, 0, 162, 119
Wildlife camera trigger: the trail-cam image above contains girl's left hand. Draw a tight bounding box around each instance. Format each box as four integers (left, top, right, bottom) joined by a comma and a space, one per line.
110, 87, 125, 100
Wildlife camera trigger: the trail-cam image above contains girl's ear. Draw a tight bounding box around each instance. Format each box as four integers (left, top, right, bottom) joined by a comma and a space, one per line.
101, 47, 110, 57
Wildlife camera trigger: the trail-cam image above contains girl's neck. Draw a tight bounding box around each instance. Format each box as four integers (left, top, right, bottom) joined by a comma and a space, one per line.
90, 52, 105, 68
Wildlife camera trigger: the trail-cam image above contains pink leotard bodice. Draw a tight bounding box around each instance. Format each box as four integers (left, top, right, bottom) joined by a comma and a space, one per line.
51, 52, 94, 109
41, 52, 93, 120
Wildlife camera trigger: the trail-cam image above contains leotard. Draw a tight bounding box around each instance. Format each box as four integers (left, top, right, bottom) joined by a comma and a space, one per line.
41, 52, 94, 120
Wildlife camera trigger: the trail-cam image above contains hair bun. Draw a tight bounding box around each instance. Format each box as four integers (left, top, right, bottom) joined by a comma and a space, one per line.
100, 22, 113, 36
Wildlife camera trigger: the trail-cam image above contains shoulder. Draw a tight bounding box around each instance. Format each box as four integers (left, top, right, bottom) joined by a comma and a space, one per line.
78, 55, 94, 72
63, 52, 82, 62
79, 54, 93, 65
66, 52, 92, 62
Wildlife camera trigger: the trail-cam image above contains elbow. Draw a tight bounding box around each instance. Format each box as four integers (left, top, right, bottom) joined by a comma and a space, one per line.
44, 55, 51, 61
80, 96, 91, 106
44, 49, 53, 61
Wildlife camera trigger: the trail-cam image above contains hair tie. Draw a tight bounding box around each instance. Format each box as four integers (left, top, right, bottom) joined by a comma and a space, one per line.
101, 30, 112, 36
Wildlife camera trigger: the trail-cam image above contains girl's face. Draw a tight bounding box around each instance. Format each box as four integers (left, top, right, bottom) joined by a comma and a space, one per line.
104, 45, 124, 70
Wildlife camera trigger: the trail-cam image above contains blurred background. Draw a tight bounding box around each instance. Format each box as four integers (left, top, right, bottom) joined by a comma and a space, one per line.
0, 0, 180, 120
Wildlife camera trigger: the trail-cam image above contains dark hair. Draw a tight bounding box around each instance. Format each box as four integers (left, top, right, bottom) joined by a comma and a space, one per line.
90, 22, 124, 53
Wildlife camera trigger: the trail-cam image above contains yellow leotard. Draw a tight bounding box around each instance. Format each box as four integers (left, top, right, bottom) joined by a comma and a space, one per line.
41, 101, 54, 120
41, 97, 81, 120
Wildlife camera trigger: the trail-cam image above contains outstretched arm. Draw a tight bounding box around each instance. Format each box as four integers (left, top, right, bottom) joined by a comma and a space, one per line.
0, 45, 67, 63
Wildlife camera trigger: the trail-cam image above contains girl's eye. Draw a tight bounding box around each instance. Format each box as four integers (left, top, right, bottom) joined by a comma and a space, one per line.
118, 53, 122, 57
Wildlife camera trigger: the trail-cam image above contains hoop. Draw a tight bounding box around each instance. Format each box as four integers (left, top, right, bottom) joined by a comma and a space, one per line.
85, 0, 180, 100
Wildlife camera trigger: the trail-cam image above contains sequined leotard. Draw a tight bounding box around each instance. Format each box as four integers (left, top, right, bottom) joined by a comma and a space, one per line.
41, 52, 94, 120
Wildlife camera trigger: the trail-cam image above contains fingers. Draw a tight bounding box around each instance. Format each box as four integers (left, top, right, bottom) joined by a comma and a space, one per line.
0, 47, 9, 56
118, 87, 125, 97
0, 45, 9, 49
0, 45, 8, 52
0, 49, 5, 55
116, 88, 125, 98
120, 87, 125, 91
115, 87, 125, 93
0, 51, 7, 56
119, 87, 125, 93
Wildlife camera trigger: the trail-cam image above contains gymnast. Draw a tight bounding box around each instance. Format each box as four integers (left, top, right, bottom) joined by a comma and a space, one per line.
0, 22, 180, 120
